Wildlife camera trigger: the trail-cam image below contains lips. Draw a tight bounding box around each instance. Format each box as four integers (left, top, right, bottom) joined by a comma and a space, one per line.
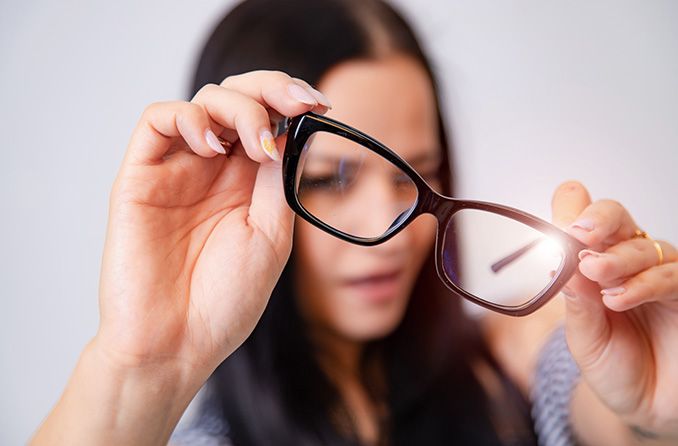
342, 268, 403, 303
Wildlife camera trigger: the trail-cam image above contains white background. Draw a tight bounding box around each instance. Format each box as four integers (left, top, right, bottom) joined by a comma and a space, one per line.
1, 1, 676, 443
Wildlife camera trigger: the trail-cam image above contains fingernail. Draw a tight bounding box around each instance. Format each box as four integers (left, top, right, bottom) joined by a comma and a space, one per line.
578, 249, 602, 261
259, 129, 280, 161
570, 218, 595, 231
561, 286, 577, 298
287, 83, 317, 105
205, 129, 226, 154
308, 88, 333, 109
601, 286, 625, 296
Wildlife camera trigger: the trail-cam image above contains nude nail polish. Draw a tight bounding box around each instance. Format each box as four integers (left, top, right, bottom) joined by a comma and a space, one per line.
561, 286, 577, 298
601, 287, 626, 296
308, 88, 332, 109
287, 83, 317, 105
259, 128, 280, 161
205, 129, 226, 154
578, 249, 602, 261
570, 218, 595, 231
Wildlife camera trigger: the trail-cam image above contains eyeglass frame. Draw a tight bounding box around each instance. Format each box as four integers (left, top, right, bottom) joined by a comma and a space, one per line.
279, 111, 586, 317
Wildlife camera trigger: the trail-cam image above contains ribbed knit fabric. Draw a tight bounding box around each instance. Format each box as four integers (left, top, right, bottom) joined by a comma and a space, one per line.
169, 408, 232, 446
530, 325, 581, 446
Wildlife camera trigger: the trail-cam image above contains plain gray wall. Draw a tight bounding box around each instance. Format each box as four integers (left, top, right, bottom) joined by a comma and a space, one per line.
1, 1, 676, 444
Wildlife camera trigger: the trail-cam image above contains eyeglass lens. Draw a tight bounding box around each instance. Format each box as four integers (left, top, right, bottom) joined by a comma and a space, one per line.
295, 131, 418, 239
294, 130, 566, 308
442, 210, 565, 307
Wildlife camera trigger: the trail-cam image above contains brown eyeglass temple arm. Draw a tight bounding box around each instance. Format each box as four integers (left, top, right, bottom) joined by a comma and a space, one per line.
490, 237, 544, 273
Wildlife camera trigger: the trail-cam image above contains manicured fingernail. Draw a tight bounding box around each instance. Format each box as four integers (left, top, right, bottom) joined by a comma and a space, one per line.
578, 249, 602, 261
308, 88, 333, 109
570, 218, 595, 231
561, 286, 576, 298
287, 83, 317, 105
205, 129, 226, 154
601, 286, 625, 296
259, 129, 279, 161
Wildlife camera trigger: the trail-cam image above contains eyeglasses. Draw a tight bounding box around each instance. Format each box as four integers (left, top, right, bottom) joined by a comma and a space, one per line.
275, 111, 585, 317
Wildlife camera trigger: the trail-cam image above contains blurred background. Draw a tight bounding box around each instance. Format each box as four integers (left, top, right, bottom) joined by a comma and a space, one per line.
1, 0, 676, 443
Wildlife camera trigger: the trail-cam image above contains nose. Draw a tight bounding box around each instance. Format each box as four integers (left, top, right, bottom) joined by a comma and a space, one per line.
352, 169, 417, 239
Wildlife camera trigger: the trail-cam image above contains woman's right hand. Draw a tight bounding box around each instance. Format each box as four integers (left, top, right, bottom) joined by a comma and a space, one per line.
95, 71, 331, 376
29, 72, 333, 446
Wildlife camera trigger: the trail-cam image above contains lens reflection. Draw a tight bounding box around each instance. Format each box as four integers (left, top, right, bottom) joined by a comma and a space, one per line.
442, 209, 565, 308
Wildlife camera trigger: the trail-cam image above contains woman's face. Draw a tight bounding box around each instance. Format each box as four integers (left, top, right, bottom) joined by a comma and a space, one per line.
293, 54, 443, 342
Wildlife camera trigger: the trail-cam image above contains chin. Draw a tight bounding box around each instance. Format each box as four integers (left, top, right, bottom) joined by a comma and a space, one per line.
339, 305, 407, 341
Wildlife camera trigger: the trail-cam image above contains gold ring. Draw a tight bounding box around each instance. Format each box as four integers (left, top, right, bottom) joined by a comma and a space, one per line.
632, 228, 664, 266
217, 136, 233, 158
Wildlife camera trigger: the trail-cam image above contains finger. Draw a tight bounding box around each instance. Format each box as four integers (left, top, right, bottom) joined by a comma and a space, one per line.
192, 84, 284, 163
290, 76, 333, 110
600, 261, 678, 312
125, 101, 224, 165
248, 149, 295, 267
551, 180, 592, 230
565, 199, 640, 250
550, 182, 613, 366
220, 70, 332, 115
577, 239, 677, 288
562, 269, 613, 368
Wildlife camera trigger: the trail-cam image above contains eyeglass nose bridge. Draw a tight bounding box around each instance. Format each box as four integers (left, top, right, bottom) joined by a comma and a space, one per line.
415, 187, 461, 225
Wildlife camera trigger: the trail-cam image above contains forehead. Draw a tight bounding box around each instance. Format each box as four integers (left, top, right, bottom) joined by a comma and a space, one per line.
315, 54, 440, 162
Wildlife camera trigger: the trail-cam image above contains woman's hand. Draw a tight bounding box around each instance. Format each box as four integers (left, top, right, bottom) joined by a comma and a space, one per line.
30, 71, 333, 446
96, 71, 331, 374
30, 71, 334, 446
551, 181, 678, 443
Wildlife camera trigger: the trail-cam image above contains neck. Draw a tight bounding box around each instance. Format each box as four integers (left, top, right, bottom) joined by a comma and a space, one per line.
309, 325, 364, 383
309, 326, 387, 446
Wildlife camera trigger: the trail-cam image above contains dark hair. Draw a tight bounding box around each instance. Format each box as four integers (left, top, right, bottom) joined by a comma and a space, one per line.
188, 1, 536, 444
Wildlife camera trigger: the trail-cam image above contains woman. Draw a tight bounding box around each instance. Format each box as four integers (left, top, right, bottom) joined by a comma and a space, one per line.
31, 1, 678, 445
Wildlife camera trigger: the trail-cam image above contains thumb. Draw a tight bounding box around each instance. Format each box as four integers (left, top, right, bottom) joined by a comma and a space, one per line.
551, 181, 608, 368
551, 180, 592, 230
248, 134, 295, 268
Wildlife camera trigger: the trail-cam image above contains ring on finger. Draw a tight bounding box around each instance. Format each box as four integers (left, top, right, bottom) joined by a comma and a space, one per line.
632, 228, 664, 266
217, 136, 233, 157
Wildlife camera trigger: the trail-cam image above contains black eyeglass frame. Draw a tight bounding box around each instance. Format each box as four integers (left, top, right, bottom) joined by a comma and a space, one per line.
281, 112, 586, 317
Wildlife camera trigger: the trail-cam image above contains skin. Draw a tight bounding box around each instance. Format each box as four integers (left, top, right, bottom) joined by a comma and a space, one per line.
294, 55, 440, 346
293, 55, 441, 443
29, 53, 678, 446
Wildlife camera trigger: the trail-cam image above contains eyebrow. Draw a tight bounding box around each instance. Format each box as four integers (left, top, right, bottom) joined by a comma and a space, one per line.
404, 151, 442, 168
308, 150, 442, 168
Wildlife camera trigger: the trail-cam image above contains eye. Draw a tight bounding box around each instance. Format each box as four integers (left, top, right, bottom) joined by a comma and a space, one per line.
298, 174, 344, 191
298, 165, 359, 194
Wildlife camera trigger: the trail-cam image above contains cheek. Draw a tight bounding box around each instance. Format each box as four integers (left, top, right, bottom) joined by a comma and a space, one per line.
429, 178, 444, 195
293, 214, 438, 341
406, 214, 438, 262
293, 218, 339, 283
293, 219, 344, 322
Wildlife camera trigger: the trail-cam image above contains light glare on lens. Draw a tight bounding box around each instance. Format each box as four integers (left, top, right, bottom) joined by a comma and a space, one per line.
442, 209, 566, 308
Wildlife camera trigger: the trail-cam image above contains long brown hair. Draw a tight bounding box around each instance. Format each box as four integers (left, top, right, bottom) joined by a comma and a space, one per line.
188, 1, 536, 444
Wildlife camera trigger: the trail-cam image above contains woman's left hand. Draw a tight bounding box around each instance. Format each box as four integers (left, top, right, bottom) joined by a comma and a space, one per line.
551, 180, 678, 442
